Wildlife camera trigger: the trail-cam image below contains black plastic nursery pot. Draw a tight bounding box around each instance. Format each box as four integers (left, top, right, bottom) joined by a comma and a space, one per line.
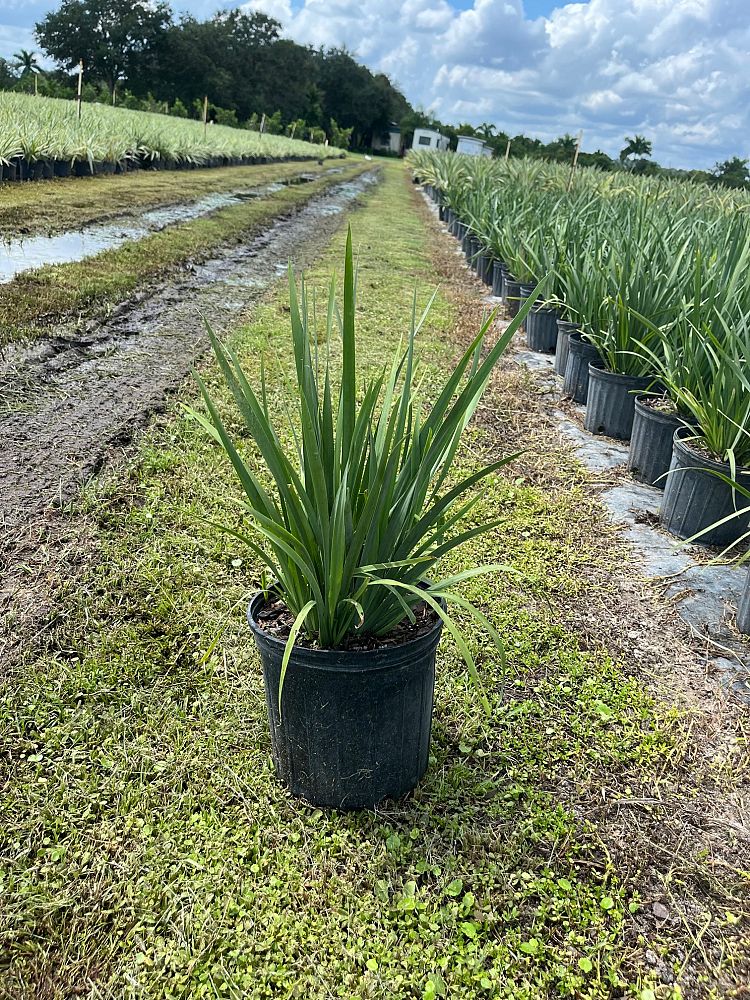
562, 331, 599, 403
554, 320, 580, 376
247, 590, 444, 809
504, 278, 523, 317
465, 234, 480, 264
525, 305, 558, 353
660, 428, 750, 547
478, 254, 494, 285
474, 251, 493, 284
628, 395, 690, 488
584, 363, 653, 440
491, 260, 504, 297
737, 570, 750, 635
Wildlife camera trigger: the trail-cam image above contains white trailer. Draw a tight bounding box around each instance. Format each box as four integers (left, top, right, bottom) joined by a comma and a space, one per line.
412, 128, 450, 151
456, 135, 487, 157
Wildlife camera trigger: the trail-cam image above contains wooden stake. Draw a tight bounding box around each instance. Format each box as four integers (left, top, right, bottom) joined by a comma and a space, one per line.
112, 82, 116, 107
260, 113, 266, 135
504, 138, 511, 160
203, 95, 208, 139
289, 122, 296, 139
76, 60, 83, 119
34, 72, 38, 97
567, 130, 583, 192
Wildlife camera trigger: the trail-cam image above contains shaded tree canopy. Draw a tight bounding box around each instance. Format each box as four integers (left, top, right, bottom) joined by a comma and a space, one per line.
35, 0, 173, 95
712, 157, 750, 189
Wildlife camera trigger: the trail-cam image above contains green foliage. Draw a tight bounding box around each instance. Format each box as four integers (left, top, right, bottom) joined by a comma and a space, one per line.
0, 91, 345, 167
619, 134, 653, 165
190, 227, 541, 695
712, 156, 750, 189
329, 116, 353, 150
412, 148, 750, 448
35, 0, 173, 95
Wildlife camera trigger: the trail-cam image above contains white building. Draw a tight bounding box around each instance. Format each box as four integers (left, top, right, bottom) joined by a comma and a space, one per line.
412, 128, 450, 151
456, 135, 487, 157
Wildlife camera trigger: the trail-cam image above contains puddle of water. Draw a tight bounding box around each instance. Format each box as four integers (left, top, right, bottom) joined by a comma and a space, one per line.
0, 172, 322, 283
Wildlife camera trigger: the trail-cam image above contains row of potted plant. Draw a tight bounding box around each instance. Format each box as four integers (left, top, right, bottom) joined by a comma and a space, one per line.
416, 154, 750, 636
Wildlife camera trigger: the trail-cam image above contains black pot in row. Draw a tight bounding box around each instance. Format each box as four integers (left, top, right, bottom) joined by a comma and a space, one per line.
0, 150, 340, 184
431, 186, 750, 636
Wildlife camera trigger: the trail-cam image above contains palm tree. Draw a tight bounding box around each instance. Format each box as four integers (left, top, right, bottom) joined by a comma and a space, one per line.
476, 122, 497, 141
619, 134, 652, 166
12, 49, 40, 75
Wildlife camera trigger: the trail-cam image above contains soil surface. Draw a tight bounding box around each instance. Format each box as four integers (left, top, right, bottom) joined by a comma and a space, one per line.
255, 595, 438, 650
0, 169, 379, 654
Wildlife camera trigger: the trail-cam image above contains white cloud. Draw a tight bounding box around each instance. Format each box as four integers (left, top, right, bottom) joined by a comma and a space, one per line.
4, 0, 746, 169
237, 0, 750, 168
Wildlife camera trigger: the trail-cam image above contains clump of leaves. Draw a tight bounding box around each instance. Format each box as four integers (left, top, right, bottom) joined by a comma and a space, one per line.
190, 227, 541, 706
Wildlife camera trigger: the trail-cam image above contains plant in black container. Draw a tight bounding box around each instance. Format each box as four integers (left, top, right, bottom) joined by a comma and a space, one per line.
633, 248, 750, 532
190, 229, 538, 809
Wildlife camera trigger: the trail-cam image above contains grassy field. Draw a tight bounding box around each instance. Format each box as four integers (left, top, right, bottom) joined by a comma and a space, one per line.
0, 159, 368, 346
1, 161, 747, 998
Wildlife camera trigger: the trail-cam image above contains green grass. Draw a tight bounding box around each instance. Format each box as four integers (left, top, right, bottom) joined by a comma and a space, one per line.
0, 160, 368, 346
0, 159, 352, 239
0, 161, 744, 999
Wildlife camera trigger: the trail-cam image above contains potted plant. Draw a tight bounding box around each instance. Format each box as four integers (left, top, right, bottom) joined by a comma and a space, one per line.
578, 208, 686, 439
189, 229, 541, 809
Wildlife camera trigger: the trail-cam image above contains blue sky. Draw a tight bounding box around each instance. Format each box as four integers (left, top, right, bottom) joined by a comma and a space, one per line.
2, 1, 749, 171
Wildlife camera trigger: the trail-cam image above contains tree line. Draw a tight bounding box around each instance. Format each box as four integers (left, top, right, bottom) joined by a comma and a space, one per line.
1, 0, 747, 186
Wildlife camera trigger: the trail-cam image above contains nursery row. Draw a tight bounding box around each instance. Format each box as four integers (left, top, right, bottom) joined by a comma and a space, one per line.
0, 93, 344, 180
413, 152, 750, 632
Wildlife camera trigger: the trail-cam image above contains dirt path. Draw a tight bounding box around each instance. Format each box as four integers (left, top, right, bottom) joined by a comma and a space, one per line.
0, 169, 379, 657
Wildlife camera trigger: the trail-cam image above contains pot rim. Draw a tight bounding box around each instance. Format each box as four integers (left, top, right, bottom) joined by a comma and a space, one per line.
588, 360, 655, 386
634, 393, 688, 426
247, 586, 445, 667
672, 425, 750, 476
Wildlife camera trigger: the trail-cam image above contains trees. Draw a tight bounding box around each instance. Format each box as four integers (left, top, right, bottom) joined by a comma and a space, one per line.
13, 50, 41, 75
35, 0, 172, 97
712, 157, 750, 189
619, 134, 653, 166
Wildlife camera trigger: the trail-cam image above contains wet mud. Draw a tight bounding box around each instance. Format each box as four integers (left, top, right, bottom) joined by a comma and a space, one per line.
0, 169, 378, 643
0, 170, 327, 282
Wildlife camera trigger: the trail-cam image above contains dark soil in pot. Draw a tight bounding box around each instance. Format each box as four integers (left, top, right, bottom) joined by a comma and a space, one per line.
660, 427, 750, 547
628, 395, 692, 488
584, 363, 654, 440
554, 320, 580, 376
562, 331, 600, 402
525, 305, 558, 352
247, 589, 444, 809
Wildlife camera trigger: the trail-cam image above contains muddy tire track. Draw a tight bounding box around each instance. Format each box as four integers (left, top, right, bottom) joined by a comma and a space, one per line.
0, 169, 379, 657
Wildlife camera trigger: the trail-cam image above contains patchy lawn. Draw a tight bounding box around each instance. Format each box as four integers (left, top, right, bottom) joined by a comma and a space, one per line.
1, 161, 748, 999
